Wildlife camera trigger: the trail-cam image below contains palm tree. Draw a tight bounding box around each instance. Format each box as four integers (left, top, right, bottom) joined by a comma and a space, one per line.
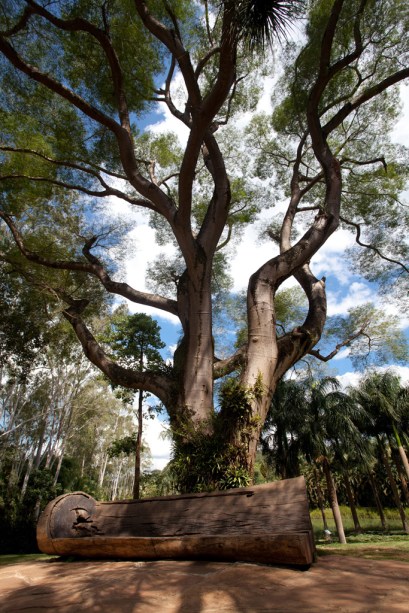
261, 378, 306, 479
351, 371, 409, 534
263, 376, 368, 543
299, 377, 352, 544
234, 0, 305, 49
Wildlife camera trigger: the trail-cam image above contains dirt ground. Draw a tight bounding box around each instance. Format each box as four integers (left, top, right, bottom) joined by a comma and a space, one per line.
1, 555, 408, 612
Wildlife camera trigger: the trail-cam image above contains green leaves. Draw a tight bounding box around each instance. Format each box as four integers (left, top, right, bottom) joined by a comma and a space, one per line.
102, 307, 165, 371
323, 303, 408, 370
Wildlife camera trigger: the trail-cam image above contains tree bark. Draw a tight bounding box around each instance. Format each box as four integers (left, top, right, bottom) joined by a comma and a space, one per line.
20, 455, 34, 499
391, 446, 409, 505
368, 471, 388, 532
392, 424, 409, 481
175, 266, 215, 425
342, 470, 362, 533
322, 458, 346, 544
381, 445, 409, 534
314, 467, 329, 532
133, 390, 143, 500
98, 453, 109, 489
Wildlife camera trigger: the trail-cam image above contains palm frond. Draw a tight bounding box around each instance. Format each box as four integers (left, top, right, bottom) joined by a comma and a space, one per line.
234, 0, 306, 50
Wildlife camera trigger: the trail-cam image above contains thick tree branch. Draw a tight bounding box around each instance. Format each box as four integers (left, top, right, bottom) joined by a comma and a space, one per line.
213, 345, 246, 380
25, 0, 132, 133
276, 265, 327, 379
0, 212, 179, 316
323, 68, 409, 136
60, 298, 173, 405
0, 34, 119, 133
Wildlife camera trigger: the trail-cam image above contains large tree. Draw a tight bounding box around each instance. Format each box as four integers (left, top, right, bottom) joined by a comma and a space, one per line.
1, 1, 408, 489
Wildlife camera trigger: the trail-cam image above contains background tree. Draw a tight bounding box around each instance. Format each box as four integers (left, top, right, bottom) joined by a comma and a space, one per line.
0, 1, 408, 490
103, 308, 165, 498
0, 320, 155, 552
350, 371, 409, 533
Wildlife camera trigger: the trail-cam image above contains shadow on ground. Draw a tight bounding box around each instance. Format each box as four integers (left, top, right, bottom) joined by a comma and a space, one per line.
1, 555, 409, 612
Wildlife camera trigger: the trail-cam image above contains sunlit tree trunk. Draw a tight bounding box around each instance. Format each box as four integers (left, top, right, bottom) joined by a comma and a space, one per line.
368, 471, 388, 532
111, 457, 125, 501
343, 470, 362, 533
314, 466, 329, 532
133, 389, 143, 500
322, 458, 346, 544
98, 453, 109, 489
381, 445, 409, 534
391, 446, 409, 505
392, 424, 409, 481
20, 454, 34, 499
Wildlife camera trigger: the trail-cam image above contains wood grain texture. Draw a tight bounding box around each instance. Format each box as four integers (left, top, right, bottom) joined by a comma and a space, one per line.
37, 476, 315, 566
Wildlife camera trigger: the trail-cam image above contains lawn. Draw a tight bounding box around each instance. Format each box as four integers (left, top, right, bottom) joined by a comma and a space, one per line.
0, 554, 55, 566
312, 506, 409, 562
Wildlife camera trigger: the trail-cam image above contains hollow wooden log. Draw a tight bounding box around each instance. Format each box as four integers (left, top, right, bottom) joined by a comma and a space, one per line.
37, 476, 315, 566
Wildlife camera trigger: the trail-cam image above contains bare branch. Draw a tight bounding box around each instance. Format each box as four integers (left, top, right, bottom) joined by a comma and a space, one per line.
340, 215, 409, 274
309, 325, 368, 362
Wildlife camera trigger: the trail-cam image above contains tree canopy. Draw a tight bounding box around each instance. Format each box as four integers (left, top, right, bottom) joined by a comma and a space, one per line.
1, 0, 408, 489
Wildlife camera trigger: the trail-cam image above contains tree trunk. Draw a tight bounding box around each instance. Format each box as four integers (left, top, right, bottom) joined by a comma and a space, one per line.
20, 454, 34, 499
391, 446, 409, 505
368, 471, 388, 532
381, 445, 409, 534
322, 458, 346, 544
239, 273, 278, 476
342, 470, 362, 533
98, 453, 109, 489
314, 467, 329, 532
392, 424, 409, 481
111, 457, 124, 501
34, 422, 46, 469
175, 268, 215, 424
133, 390, 143, 500
53, 443, 67, 487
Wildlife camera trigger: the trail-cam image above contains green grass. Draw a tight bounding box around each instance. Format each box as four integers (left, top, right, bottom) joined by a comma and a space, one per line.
312, 506, 409, 562
0, 554, 56, 566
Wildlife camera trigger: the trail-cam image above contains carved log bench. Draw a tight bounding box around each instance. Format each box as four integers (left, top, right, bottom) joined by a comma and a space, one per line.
37, 476, 315, 566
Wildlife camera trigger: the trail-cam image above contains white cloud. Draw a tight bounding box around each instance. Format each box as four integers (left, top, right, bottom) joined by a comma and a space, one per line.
230, 230, 278, 292
310, 228, 356, 286
101, 194, 180, 322
332, 347, 350, 361
327, 281, 375, 316
336, 370, 362, 389
149, 71, 190, 144
337, 365, 409, 390
143, 414, 171, 471
168, 344, 178, 356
